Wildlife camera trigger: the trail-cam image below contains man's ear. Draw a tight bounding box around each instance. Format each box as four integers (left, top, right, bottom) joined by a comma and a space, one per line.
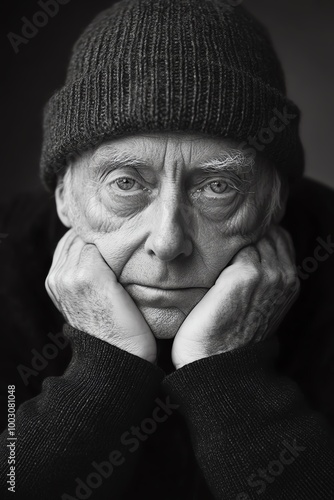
55, 180, 72, 228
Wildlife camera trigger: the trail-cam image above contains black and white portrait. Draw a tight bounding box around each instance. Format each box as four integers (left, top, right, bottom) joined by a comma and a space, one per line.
1, 1, 334, 498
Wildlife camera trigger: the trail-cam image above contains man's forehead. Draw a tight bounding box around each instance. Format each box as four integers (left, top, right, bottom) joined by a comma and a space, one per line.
89, 132, 255, 175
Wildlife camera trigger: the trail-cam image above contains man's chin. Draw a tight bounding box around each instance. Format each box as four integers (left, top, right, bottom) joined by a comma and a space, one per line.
138, 306, 187, 339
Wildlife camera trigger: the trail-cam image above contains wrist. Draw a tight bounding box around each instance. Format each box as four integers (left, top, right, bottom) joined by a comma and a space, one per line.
172, 349, 209, 370
172, 343, 236, 369
116, 341, 157, 364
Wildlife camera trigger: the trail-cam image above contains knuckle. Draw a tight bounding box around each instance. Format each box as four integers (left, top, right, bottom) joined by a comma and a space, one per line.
45, 272, 56, 292
288, 273, 300, 293
49, 268, 78, 294
265, 268, 279, 286
45, 274, 51, 290
285, 264, 299, 285
287, 269, 298, 283
243, 265, 261, 283
80, 244, 97, 259
60, 272, 77, 291
72, 267, 94, 293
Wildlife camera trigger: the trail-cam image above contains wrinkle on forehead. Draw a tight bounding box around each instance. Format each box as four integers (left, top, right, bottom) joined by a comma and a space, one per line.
124, 132, 242, 163
87, 132, 255, 179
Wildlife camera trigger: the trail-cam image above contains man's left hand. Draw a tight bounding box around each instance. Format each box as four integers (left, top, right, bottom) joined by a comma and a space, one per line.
172, 226, 300, 369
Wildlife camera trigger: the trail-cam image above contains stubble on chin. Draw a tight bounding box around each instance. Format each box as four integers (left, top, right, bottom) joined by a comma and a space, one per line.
138, 306, 188, 339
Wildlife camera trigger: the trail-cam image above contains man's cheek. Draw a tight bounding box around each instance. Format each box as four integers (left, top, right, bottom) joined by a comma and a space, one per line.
196, 222, 249, 275
81, 197, 121, 233
92, 227, 146, 279
65, 194, 110, 235
65, 208, 129, 276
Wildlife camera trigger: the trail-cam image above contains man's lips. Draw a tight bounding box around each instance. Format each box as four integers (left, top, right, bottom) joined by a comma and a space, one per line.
124, 284, 209, 308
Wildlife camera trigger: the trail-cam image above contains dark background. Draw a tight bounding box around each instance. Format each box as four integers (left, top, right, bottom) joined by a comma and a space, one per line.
1, 0, 334, 202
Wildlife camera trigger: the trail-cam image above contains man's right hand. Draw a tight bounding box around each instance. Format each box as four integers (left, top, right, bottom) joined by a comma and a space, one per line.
45, 229, 157, 363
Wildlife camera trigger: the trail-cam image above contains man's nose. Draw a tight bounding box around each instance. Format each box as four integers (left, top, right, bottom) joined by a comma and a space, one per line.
144, 197, 193, 261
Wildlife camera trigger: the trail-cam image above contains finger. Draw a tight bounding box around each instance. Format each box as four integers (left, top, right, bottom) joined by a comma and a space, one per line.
52, 234, 86, 275
269, 286, 299, 334
258, 226, 294, 274
255, 234, 278, 266
45, 279, 60, 310
47, 234, 86, 300
51, 228, 78, 265
230, 244, 261, 268
76, 243, 113, 278
269, 225, 296, 263
276, 233, 297, 277
267, 227, 299, 287
279, 227, 296, 262
252, 228, 297, 290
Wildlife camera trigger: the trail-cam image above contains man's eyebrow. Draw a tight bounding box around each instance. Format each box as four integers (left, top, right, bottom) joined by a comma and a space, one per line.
91, 149, 149, 177
197, 151, 255, 176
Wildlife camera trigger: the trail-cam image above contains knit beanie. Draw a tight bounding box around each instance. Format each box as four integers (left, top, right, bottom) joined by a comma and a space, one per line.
40, 0, 304, 192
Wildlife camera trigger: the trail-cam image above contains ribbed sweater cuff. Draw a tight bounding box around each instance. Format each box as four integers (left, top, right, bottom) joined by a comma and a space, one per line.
7, 325, 165, 498
162, 337, 291, 426
61, 323, 165, 415
162, 339, 334, 500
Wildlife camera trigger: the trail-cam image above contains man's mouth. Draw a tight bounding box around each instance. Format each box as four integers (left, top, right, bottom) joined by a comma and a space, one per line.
125, 284, 209, 308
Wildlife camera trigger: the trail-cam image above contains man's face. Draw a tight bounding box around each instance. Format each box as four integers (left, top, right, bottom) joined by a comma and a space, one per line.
56, 132, 281, 338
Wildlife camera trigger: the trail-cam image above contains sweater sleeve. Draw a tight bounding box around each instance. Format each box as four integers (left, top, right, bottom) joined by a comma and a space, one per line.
0, 324, 164, 500
162, 336, 334, 500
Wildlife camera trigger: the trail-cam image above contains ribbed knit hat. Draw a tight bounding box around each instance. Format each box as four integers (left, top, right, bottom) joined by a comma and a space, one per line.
40, 0, 304, 191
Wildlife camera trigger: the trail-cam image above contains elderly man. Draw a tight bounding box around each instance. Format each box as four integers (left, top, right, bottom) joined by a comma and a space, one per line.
1, 0, 334, 499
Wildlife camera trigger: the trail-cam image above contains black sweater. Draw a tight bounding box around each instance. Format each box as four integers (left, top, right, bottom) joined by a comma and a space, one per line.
0, 178, 334, 499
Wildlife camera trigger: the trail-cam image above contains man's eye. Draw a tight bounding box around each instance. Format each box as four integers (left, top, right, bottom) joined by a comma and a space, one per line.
111, 177, 146, 192
115, 177, 137, 191
194, 179, 230, 196
207, 180, 228, 194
